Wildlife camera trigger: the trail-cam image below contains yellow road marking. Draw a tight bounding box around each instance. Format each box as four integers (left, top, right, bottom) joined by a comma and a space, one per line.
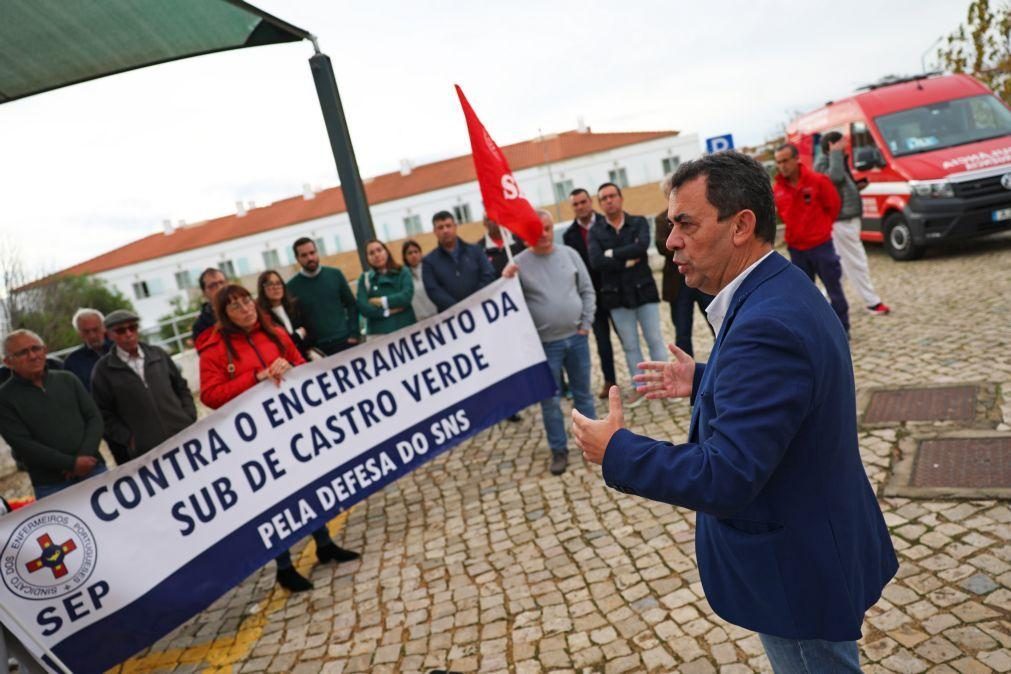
107, 512, 351, 674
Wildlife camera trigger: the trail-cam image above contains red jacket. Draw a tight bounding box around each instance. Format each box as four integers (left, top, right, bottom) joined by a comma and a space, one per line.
199, 324, 305, 409
773, 164, 842, 251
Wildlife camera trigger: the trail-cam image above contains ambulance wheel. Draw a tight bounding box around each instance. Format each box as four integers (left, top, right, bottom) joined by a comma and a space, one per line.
884, 214, 924, 261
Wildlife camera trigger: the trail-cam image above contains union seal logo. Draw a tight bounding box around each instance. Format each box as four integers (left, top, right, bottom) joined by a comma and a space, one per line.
2, 510, 97, 601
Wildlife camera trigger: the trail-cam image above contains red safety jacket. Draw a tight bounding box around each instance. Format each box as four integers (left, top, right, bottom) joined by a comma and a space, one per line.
773, 164, 842, 251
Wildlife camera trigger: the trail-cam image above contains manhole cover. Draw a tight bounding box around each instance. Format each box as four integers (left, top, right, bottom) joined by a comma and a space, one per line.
910, 437, 1011, 488
864, 386, 977, 423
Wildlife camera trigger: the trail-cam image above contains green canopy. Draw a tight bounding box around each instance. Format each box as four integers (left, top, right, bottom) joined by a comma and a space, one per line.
0, 0, 311, 103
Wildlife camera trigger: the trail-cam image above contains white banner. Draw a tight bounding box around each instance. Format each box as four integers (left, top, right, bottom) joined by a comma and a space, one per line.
0, 278, 554, 673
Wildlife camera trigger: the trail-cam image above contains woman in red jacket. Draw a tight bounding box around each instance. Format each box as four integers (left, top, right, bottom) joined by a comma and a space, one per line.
199, 284, 359, 592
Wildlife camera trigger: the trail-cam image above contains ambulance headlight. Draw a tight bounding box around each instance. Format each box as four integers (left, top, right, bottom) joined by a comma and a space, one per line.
910, 181, 954, 198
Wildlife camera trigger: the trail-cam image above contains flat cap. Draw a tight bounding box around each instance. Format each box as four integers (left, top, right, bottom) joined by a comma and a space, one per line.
104, 309, 140, 329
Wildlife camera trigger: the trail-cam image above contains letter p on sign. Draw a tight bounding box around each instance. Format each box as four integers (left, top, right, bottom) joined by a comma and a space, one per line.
705, 134, 734, 153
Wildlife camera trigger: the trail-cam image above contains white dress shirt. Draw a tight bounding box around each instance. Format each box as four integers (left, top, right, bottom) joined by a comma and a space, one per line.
705, 251, 774, 337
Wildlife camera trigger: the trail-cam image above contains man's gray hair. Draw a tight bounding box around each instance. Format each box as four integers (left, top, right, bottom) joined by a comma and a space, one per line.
535, 208, 554, 222
71, 307, 104, 331
2, 329, 44, 358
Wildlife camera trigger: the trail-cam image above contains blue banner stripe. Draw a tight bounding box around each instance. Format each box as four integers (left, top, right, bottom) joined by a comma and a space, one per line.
52, 362, 555, 673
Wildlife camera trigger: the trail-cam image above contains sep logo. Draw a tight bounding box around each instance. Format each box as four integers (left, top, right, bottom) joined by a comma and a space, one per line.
2, 510, 97, 601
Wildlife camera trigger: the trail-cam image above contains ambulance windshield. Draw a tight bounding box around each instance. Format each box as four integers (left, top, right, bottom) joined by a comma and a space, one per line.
875, 94, 1011, 157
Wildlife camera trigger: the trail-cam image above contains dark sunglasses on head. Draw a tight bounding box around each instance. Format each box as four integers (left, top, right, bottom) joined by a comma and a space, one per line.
113, 324, 139, 335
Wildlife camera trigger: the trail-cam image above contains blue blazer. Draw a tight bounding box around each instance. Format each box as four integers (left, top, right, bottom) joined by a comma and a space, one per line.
603, 252, 897, 641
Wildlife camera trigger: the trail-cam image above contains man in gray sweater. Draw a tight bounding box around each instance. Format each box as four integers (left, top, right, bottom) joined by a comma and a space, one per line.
815, 132, 891, 316
504, 210, 597, 475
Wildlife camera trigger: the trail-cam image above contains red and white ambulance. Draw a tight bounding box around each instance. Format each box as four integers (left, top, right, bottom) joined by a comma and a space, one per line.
787, 73, 1011, 260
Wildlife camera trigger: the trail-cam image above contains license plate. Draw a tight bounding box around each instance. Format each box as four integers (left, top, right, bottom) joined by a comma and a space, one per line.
993, 207, 1011, 222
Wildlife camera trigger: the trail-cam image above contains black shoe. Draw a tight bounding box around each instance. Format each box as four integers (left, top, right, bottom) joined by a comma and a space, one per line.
550, 453, 568, 475
276, 567, 313, 592
507, 413, 522, 423
317, 543, 361, 564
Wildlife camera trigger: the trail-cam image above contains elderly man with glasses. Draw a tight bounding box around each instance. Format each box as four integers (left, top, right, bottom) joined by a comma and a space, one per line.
91, 310, 197, 463
0, 329, 107, 499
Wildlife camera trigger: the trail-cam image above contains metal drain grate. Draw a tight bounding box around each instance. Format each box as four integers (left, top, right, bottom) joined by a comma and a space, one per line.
864, 386, 978, 423
910, 437, 1011, 489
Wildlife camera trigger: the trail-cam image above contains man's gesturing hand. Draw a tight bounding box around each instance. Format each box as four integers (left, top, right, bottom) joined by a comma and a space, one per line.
572, 386, 624, 465
632, 343, 695, 400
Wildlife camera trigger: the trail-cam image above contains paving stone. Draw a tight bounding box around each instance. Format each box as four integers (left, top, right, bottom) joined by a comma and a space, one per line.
881, 649, 930, 674
915, 636, 962, 664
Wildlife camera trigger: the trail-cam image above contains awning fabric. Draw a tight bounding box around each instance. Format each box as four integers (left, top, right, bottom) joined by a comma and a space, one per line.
0, 0, 310, 103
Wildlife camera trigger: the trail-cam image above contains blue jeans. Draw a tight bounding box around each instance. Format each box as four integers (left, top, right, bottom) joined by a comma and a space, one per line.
33, 463, 107, 500
759, 633, 861, 673
670, 287, 714, 358
539, 333, 596, 454
788, 241, 850, 332
609, 303, 667, 382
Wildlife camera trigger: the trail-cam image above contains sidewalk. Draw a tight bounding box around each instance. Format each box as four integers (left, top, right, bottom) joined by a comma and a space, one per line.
15, 234, 1011, 673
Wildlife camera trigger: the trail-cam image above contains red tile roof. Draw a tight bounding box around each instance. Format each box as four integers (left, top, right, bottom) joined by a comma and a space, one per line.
60, 128, 678, 276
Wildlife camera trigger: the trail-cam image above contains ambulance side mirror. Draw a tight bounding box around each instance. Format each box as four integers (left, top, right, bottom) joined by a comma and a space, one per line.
854, 147, 885, 171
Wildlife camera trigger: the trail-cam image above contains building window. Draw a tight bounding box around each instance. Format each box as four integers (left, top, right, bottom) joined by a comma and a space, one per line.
174, 270, 193, 290
403, 214, 423, 236
219, 260, 236, 278
608, 167, 629, 188
262, 249, 280, 269
314, 237, 327, 256
553, 179, 574, 203
286, 248, 297, 265
334, 236, 343, 253
236, 257, 251, 276
453, 203, 473, 223
662, 156, 681, 175
132, 281, 151, 299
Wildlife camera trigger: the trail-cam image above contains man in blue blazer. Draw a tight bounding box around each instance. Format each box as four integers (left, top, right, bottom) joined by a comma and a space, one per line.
573, 152, 897, 672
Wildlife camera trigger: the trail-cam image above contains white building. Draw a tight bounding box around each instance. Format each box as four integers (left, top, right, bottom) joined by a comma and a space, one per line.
59, 128, 701, 327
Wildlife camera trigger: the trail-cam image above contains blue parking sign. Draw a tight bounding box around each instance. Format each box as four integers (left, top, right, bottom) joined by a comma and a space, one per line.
706, 134, 734, 153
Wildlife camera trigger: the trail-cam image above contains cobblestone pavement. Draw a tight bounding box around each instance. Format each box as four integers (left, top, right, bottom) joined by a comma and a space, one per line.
25, 234, 1011, 673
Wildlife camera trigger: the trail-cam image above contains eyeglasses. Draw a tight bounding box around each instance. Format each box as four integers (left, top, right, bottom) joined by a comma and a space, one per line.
10, 344, 45, 359
263, 282, 284, 289
205, 279, 226, 292
113, 324, 139, 335
226, 296, 255, 312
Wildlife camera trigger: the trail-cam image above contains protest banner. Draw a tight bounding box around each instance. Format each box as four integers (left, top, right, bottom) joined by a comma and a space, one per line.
0, 278, 555, 673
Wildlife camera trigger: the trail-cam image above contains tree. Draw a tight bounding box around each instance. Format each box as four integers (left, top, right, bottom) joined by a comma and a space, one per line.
938, 0, 1011, 102
9, 275, 135, 353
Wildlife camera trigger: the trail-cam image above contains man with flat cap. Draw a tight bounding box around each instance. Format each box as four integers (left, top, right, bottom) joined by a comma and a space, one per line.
91, 309, 197, 462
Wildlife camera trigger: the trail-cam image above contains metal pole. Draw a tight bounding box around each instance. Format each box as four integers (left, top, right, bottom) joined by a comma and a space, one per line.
308, 42, 375, 271
538, 129, 562, 222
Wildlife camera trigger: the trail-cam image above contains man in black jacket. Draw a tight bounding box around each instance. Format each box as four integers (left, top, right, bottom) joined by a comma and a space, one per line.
477, 216, 526, 277
92, 310, 197, 461
191, 267, 226, 349
563, 188, 618, 398
588, 183, 666, 407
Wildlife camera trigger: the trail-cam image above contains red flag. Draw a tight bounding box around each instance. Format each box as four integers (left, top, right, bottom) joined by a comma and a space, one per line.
455, 85, 543, 247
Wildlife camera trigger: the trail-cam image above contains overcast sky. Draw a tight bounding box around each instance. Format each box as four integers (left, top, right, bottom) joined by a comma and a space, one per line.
0, 0, 970, 275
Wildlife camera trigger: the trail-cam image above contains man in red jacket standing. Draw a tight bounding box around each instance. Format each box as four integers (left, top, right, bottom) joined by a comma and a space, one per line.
773, 143, 850, 336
